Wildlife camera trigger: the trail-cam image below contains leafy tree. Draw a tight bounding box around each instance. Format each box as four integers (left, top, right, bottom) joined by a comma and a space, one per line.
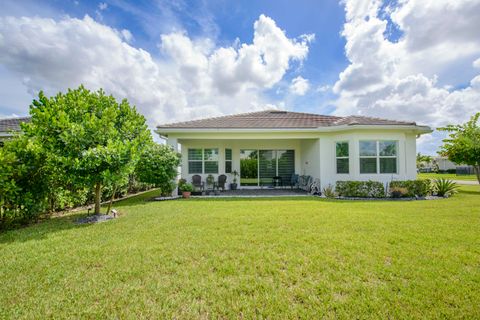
439, 113, 480, 183
23, 86, 152, 214
416, 153, 433, 169
135, 143, 181, 196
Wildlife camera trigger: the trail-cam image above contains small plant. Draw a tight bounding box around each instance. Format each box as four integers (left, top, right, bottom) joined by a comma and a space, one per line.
206, 174, 215, 186
232, 170, 239, 184
179, 183, 194, 192
178, 178, 187, 189
389, 187, 408, 198
433, 179, 459, 197
322, 184, 336, 198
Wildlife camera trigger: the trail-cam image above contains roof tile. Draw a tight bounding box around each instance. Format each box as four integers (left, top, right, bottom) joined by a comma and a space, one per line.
157, 110, 416, 129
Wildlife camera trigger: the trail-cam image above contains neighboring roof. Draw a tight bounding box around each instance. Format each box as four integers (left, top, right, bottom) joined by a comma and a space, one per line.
0, 116, 31, 134
157, 110, 420, 130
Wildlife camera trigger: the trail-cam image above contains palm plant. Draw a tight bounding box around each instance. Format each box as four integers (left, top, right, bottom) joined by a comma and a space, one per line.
433, 178, 459, 197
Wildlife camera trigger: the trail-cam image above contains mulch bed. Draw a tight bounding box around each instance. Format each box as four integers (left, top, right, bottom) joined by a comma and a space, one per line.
75, 214, 115, 224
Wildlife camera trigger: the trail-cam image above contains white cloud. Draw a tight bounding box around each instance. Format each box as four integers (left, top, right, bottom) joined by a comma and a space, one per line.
289, 76, 310, 95
316, 85, 330, 93
474, 57, 480, 69
98, 2, 108, 10
334, 0, 480, 154
0, 14, 312, 128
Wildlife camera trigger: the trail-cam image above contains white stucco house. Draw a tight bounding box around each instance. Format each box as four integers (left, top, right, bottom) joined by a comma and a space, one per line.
156, 110, 432, 190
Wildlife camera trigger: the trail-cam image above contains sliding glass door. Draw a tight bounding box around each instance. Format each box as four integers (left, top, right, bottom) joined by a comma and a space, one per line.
240, 149, 295, 186
240, 150, 258, 186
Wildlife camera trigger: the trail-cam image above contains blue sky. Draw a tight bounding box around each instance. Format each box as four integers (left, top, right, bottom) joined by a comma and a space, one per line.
1, 0, 479, 154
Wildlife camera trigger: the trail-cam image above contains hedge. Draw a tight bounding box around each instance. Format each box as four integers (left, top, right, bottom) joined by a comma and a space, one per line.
389, 180, 430, 197
335, 180, 385, 198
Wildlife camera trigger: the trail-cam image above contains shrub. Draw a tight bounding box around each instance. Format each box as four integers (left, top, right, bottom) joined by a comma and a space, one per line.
136, 143, 181, 196
433, 179, 459, 197
322, 185, 336, 198
389, 187, 408, 198
389, 180, 430, 197
335, 181, 385, 198
180, 183, 194, 192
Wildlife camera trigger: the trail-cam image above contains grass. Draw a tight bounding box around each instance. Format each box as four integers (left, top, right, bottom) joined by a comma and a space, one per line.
418, 172, 478, 181
1, 186, 479, 318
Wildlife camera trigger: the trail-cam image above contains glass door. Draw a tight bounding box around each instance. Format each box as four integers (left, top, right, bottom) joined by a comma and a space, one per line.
240, 150, 258, 186
259, 150, 276, 186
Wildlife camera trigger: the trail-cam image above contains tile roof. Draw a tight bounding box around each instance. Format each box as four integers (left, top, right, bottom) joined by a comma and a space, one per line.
157, 110, 416, 129
0, 116, 31, 134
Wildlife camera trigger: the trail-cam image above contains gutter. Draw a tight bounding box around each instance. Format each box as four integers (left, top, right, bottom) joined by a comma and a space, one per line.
156, 124, 433, 135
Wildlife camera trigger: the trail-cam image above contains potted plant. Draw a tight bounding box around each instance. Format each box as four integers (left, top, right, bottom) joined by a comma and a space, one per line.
230, 170, 239, 190
206, 174, 215, 187
177, 178, 187, 196
179, 183, 194, 198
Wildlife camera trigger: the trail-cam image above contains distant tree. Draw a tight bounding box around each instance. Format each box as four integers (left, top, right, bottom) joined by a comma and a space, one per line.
135, 144, 180, 196
24, 86, 152, 214
416, 153, 433, 169
438, 113, 480, 183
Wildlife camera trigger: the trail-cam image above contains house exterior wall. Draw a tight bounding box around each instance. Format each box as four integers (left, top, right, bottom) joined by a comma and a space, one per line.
166, 129, 418, 189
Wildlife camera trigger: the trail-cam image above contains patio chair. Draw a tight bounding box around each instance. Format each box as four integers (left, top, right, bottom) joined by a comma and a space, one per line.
191, 175, 204, 193
272, 176, 283, 188
217, 174, 227, 191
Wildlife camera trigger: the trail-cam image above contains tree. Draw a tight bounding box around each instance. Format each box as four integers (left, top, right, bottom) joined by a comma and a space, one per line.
416, 153, 433, 169
438, 113, 480, 184
23, 86, 152, 214
135, 143, 180, 196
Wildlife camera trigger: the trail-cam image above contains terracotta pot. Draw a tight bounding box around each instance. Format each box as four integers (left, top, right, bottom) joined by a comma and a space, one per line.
182, 191, 191, 198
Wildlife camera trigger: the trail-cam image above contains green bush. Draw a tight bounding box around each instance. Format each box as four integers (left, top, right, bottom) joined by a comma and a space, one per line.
335, 181, 385, 198
136, 144, 181, 196
389, 180, 430, 197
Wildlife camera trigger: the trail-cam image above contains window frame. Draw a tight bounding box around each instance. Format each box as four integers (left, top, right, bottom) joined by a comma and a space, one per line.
359, 140, 398, 174
225, 148, 232, 174
335, 141, 350, 174
187, 148, 219, 174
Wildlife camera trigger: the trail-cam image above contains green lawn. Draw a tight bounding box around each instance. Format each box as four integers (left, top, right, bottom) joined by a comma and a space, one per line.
1, 187, 479, 319
418, 172, 478, 181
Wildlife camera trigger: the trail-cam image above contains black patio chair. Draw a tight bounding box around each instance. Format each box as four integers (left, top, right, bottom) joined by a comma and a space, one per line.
272, 176, 283, 188
191, 175, 204, 193
217, 174, 227, 191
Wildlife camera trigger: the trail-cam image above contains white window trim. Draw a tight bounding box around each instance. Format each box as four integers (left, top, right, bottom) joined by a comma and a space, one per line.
335, 141, 350, 175
359, 140, 398, 174
225, 148, 232, 174
188, 148, 219, 174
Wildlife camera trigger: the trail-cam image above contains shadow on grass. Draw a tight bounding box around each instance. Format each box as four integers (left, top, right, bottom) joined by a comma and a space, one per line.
458, 189, 480, 196
0, 190, 161, 244
0, 213, 93, 244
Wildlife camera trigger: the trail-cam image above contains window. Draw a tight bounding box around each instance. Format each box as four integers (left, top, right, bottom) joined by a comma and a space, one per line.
204, 148, 219, 174
359, 140, 398, 174
188, 148, 219, 174
225, 149, 232, 173
188, 149, 203, 174
379, 141, 397, 173
336, 142, 349, 174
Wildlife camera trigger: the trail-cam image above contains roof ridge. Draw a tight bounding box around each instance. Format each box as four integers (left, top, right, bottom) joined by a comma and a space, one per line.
0, 116, 31, 121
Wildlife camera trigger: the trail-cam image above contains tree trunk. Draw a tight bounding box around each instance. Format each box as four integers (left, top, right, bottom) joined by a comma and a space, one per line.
474, 165, 480, 184
106, 185, 117, 215
94, 182, 101, 214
